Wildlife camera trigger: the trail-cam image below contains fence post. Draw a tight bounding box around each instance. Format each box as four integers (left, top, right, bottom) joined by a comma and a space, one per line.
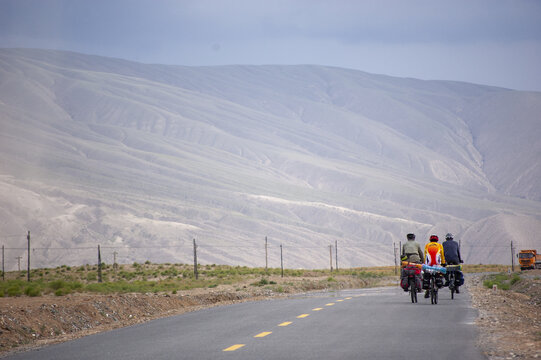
98, 245, 102, 283
113, 251, 118, 272
335, 240, 338, 271
265, 236, 268, 273
329, 245, 333, 272
193, 238, 198, 279
510, 241, 515, 272
280, 244, 283, 278
27, 231, 30, 282
393, 242, 398, 275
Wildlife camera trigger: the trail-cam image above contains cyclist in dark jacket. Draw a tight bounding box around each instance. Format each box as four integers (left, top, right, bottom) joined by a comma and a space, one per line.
442, 233, 464, 292
442, 233, 462, 264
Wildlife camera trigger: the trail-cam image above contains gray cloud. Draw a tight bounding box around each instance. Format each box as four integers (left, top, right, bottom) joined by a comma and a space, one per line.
1, 0, 540, 90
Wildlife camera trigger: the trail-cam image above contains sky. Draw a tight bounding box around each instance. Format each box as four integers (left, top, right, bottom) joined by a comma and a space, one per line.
1, 0, 541, 91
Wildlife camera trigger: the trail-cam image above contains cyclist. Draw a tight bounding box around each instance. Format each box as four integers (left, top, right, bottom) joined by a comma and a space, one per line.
400, 233, 424, 291
401, 233, 424, 263
423, 234, 445, 298
442, 233, 464, 292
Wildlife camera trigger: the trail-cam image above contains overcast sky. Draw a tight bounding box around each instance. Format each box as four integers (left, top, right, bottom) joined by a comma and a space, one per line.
1, 0, 541, 91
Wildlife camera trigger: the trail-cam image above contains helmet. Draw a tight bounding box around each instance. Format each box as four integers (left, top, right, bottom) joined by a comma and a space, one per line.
429, 235, 439, 242
406, 233, 415, 240
445, 233, 453, 240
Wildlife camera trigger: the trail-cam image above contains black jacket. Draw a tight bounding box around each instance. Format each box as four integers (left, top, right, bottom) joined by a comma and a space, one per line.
442, 239, 462, 264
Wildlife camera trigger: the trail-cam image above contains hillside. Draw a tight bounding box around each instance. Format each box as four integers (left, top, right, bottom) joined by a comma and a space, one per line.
1, 48, 540, 269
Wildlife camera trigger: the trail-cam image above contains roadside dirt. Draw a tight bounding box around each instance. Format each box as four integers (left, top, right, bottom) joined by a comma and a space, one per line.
467, 270, 541, 360
1, 271, 539, 359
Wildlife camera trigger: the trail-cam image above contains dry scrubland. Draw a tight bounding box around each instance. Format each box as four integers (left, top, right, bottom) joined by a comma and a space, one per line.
0, 262, 523, 357
0, 262, 396, 355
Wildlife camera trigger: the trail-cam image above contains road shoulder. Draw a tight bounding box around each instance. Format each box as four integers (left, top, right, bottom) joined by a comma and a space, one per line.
467, 271, 541, 359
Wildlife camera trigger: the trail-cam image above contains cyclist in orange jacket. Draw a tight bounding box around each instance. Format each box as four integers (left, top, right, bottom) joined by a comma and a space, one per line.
423, 234, 446, 298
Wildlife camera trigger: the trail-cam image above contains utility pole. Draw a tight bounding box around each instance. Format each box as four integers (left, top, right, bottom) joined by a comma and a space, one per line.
265, 236, 268, 273
98, 245, 102, 283
16, 256, 22, 271
280, 244, 283, 278
113, 251, 118, 271
510, 241, 515, 272
335, 240, 338, 271
193, 238, 198, 279
2, 245, 4, 281
393, 242, 398, 275
329, 245, 333, 272
27, 231, 30, 282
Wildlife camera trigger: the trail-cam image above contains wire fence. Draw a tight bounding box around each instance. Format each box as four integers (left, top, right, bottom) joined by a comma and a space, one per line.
0, 231, 531, 275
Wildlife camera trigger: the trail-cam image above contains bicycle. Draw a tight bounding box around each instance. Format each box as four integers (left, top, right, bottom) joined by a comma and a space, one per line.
409, 275, 417, 303
403, 263, 421, 303
422, 264, 446, 305
446, 265, 462, 300
401, 262, 422, 303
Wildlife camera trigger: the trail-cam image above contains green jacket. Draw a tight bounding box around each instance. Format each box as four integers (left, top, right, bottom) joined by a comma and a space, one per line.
401, 240, 424, 263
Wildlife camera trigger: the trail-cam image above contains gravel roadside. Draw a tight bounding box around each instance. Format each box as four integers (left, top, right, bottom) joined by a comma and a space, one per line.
467, 271, 541, 360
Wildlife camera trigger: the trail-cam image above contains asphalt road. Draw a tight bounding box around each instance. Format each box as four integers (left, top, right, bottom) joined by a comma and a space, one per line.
4, 286, 486, 360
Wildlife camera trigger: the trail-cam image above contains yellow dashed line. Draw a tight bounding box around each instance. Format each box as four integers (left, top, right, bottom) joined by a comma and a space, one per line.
254, 332, 272, 338
224, 295, 357, 353
223, 344, 245, 352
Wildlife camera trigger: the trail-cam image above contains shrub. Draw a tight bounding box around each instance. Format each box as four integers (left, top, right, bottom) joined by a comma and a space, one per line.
50, 279, 67, 290
7, 285, 22, 297
54, 288, 67, 296
25, 285, 41, 297
510, 274, 521, 286
252, 278, 269, 287
86, 272, 97, 281
483, 273, 515, 290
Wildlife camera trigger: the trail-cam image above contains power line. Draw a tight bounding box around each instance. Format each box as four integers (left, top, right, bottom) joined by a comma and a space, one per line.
0, 234, 26, 239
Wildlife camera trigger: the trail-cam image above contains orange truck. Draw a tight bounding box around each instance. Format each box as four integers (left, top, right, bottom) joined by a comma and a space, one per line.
518, 250, 541, 270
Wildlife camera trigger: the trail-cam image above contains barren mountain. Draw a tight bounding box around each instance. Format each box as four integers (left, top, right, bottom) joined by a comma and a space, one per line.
1, 48, 540, 269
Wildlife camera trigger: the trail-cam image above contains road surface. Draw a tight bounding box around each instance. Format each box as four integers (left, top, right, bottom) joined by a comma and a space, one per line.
4, 286, 486, 360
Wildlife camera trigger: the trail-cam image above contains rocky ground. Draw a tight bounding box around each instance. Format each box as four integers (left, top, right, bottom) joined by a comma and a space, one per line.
468, 270, 541, 359
0, 271, 539, 359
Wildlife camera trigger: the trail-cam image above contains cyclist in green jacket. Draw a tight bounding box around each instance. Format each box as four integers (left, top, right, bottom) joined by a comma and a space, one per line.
401, 233, 424, 263
400, 233, 424, 291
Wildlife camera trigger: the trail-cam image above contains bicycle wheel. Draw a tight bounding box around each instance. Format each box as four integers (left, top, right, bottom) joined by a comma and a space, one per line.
449, 273, 455, 300
430, 276, 438, 304
409, 278, 417, 303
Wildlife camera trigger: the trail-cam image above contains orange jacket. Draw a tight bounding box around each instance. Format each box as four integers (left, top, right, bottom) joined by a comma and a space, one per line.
424, 241, 446, 266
